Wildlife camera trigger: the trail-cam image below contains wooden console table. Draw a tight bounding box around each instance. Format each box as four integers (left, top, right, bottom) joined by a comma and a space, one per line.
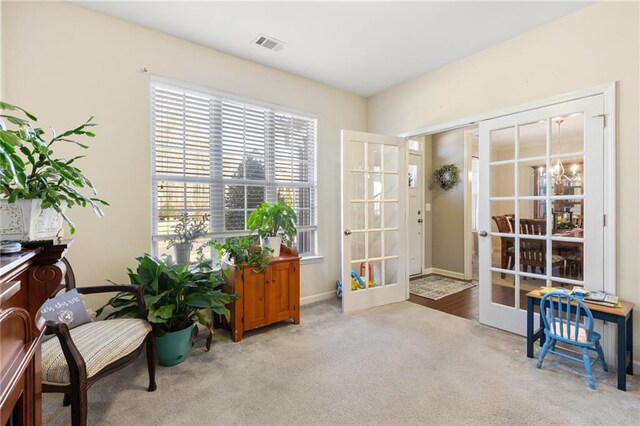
0, 241, 71, 425
222, 245, 300, 342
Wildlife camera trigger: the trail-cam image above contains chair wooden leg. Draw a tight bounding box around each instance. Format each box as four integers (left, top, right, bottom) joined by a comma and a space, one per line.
63, 393, 71, 407
537, 338, 552, 368
70, 386, 88, 426
595, 341, 608, 372
146, 334, 157, 392
582, 347, 595, 389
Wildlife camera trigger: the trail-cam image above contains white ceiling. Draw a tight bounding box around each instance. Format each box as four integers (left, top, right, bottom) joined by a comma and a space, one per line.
77, 1, 593, 97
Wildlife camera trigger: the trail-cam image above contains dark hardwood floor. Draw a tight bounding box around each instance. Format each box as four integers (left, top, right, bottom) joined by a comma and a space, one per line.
408, 278, 533, 321
409, 284, 479, 320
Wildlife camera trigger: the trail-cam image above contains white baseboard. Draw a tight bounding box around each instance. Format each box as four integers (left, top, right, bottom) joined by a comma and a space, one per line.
300, 290, 336, 306
421, 267, 433, 275
430, 268, 467, 280
633, 360, 640, 375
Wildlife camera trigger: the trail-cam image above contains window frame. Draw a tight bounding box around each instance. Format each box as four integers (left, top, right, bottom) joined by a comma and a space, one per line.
150, 76, 319, 259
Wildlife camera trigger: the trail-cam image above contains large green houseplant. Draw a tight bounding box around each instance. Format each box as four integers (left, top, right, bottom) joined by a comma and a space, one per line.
0, 101, 108, 239
98, 255, 238, 366
247, 202, 297, 257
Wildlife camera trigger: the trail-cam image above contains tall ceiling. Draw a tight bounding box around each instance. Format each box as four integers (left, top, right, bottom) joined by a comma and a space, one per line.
77, 1, 593, 97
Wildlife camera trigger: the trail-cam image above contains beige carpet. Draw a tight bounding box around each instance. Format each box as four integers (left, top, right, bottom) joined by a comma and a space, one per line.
43, 299, 640, 425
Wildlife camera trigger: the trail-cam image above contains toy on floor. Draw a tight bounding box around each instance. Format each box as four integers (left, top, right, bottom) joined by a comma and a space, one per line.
351, 271, 365, 291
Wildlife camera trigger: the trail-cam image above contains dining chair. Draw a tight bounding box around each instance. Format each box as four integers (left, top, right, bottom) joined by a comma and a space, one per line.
491, 215, 514, 278
42, 258, 157, 426
536, 292, 608, 389
518, 218, 565, 276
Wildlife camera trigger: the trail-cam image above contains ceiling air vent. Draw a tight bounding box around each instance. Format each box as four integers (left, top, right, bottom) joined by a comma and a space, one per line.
253, 34, 286, 52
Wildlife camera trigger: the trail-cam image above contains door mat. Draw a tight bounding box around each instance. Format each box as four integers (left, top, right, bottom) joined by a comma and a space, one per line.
409, 275, 476, 300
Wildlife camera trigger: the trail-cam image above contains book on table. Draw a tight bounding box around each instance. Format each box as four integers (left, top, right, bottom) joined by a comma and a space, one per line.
584, 291, 620, 308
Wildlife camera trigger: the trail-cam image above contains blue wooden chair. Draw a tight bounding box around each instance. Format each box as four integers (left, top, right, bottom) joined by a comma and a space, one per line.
536, 292, 608, 389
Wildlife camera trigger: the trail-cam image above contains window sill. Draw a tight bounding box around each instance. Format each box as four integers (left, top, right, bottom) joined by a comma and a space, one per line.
300, 255, 325, 265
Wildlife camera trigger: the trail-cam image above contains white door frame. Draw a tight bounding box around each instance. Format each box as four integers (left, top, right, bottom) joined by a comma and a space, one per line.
397, 82, 617, 357
463, 129, 478, 281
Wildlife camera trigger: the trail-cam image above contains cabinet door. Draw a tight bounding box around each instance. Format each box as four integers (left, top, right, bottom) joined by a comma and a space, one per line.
242, 267, 269, 331
267, 261, 294, 324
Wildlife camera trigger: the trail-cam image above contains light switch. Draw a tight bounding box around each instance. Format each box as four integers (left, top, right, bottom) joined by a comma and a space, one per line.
425, 203, 431, 212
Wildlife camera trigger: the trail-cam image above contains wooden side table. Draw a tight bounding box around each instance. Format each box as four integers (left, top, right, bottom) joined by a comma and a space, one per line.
222, 245, 300, 342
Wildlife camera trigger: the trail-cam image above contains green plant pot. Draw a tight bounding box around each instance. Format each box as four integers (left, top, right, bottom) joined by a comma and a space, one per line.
156, 324, 194, 366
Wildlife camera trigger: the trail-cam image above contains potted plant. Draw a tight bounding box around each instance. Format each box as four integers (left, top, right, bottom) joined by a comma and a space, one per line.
211, 235, 272, 271
166, 212, 209, 265
98, 254, 238, 366
0, 102, 108, 240
247, 202, 297, 257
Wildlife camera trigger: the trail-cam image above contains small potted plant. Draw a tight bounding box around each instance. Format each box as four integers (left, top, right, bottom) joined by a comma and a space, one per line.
98, 254, 238, 366
166, 212, 209, 265
0, 102, 108, 239
247, 202, 297, 257
212, 236, 272, 271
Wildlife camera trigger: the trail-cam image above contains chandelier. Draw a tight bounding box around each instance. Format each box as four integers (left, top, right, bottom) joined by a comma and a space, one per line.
538, 119, 581, 185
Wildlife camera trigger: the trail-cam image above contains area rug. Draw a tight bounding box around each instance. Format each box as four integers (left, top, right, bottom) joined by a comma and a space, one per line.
410, 275, 476, 300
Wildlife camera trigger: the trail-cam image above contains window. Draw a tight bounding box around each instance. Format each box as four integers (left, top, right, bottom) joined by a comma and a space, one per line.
151, 79, 317, 258
471, 156, 479, 231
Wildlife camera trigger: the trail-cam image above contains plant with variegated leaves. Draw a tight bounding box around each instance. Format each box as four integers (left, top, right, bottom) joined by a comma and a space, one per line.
0, 101, 108, 233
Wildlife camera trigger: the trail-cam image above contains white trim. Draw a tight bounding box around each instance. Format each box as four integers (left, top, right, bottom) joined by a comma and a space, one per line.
400, 83, 615, 139
430, 268, 467, 281
300, 255, 324, 265
300, 291, 336, 306
422, 267, 433, 276
463, 130, 476, 280
602, 83, 617, 364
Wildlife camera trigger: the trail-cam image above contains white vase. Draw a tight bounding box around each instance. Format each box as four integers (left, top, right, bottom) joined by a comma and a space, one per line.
173, 242, 193, 265
0, 199, 64, 241
262, 236, 282, 257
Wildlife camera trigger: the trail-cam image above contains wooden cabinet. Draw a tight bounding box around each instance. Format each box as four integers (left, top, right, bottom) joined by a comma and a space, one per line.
0, 241, 70, 426
222, 245, 300, 342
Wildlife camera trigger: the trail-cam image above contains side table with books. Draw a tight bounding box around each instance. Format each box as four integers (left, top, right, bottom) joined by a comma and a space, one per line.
525, 287, 633, 391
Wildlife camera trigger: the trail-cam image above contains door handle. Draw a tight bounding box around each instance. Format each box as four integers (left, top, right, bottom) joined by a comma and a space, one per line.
479, 230, 488, 237
344, 229, 352, 236
417, 219, 423, 223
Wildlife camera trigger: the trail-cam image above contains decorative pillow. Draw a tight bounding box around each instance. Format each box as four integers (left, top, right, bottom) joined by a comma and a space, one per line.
40, 289, 92, 341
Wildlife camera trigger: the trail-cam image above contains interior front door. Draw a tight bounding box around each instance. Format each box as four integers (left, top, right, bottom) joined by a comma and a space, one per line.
478, 95, 605, 335
408, 152, 423, 276
341, 130, 407, 313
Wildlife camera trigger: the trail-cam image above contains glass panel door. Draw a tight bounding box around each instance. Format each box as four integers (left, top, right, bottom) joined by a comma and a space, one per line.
341, 130, 407, 313
478, 96, 604, 335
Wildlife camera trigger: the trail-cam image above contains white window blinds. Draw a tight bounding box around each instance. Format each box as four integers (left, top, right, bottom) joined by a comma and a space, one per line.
151, 80, 317, 257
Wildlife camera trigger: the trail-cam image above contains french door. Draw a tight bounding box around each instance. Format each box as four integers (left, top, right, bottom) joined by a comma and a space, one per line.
478, 96, 605, 334
341, 130, 407, 313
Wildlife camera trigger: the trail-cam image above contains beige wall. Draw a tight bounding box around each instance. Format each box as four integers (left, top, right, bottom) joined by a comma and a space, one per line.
2, 1, 367, 303
429, 128, 466, 274
368, 2, 640, 359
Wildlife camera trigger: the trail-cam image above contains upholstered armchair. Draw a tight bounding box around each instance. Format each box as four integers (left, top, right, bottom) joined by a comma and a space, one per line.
42, 259, 156, 426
